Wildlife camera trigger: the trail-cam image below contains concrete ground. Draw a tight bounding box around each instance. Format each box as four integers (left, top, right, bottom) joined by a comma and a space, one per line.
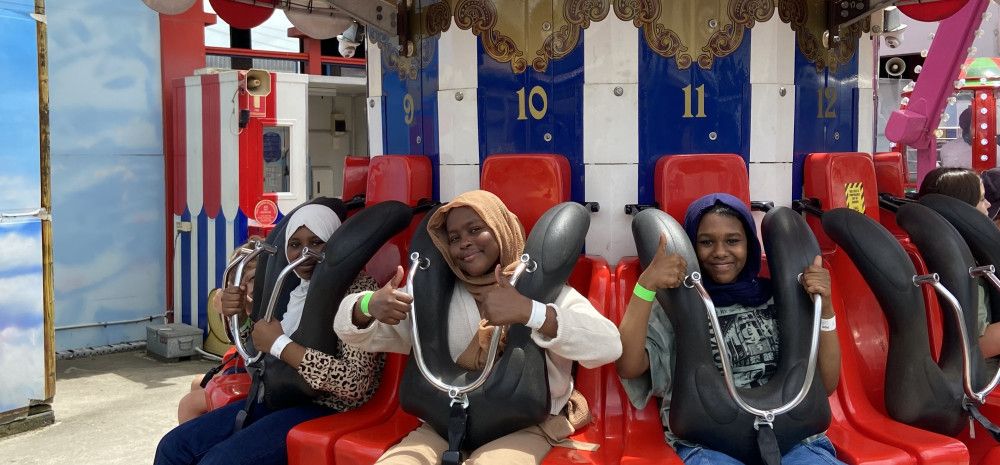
0, 350, 215, 465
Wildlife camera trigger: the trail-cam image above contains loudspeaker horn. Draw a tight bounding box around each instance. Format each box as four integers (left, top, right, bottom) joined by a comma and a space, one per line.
241, 69, 272, 97
885, 57, 906, 78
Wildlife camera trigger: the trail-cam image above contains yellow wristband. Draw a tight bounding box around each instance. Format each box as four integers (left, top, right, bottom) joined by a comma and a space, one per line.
359, 291, 374, 317
633, 283, 656, 302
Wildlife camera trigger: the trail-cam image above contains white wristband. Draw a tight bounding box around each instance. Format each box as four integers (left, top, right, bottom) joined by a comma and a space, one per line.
525, 300, 548, 330
820, 316, 837, 332
270, 334, 293, 359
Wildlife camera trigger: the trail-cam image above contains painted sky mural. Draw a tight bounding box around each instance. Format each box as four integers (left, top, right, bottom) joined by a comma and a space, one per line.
48, 0, 166, 351
0, 0, 45, 413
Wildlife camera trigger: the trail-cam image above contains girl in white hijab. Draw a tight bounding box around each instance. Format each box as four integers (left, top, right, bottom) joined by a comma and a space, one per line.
156, 202, 384, 465
277, 203, 342, 336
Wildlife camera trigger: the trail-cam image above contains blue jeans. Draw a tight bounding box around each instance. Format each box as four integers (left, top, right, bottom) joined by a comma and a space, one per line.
154, 400, 334, 465
676, 436, 845, 465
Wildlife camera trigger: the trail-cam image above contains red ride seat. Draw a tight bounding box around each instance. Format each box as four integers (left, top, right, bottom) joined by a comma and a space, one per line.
614, 153, 907, 464
287, 155, 432, 465
333, 153, 616, 464
342, 156, 370, 201
653, 154, 749, 219
803, 152, 969, 464
873, 151, 944, 361
342, 156, 370, 217
362, 155, 433, 286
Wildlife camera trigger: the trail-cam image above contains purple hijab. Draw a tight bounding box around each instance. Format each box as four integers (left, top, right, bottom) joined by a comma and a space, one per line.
684, 193, 772, 308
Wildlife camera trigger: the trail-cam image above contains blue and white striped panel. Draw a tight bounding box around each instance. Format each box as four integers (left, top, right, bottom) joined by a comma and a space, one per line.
438, 24, 480, 201
584, 15, 639, 262
749, 15, 797, 207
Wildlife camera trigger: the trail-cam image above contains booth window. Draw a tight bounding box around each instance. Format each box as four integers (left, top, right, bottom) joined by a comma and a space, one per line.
263, 126, 290, 193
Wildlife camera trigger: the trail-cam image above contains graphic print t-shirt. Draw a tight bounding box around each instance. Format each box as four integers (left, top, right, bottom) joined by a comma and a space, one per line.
708, 299, 780, 388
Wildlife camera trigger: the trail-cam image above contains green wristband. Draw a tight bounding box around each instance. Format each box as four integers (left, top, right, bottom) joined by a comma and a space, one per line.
359, 291, 375, 317
633, 283, 656, 302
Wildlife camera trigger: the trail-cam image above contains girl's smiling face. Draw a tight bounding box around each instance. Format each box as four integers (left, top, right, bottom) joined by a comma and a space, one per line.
445, 207, 500, 277
695, 212, 748, 284
286, 226, 326, 279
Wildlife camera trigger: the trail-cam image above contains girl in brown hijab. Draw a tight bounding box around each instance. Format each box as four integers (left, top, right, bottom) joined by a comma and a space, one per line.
335, 190, 622, 465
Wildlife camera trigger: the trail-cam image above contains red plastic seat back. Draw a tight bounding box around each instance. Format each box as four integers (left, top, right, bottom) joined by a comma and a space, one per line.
342, 156, 370, 201
803, 152, 890, 411
874, 152, 907, 237
363, 155, 433, 285
873, 152, 906, 198
803, 153, 880, 252
654, 154, 750, 220
481, 154, 571, 233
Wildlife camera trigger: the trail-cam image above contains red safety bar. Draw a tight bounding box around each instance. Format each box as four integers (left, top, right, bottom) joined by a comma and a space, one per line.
804, 152, 970, 464
287, 155, 433, 465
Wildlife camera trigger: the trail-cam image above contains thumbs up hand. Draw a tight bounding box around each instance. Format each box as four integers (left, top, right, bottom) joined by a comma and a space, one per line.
479, 265, 532, 327
366, 266, 414, 326
637, 233, 688, 292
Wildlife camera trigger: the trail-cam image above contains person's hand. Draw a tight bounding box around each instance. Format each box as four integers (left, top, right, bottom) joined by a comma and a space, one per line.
479, 265, 532, 326
220, 285, 249, 317
801, 256, 832, 300
637, 234, 688, 291
252, 319, 284, 353
367, 266, 414, 326
476, 319, 508, 351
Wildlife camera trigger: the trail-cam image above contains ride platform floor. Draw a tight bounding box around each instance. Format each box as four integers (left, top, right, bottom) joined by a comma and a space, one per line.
0, 349, 215, 465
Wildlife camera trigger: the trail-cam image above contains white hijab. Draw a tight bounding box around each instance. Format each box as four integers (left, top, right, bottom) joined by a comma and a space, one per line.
280, 204, 341, 335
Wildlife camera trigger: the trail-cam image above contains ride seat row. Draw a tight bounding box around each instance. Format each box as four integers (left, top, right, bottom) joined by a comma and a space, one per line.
283, 152, 999, 464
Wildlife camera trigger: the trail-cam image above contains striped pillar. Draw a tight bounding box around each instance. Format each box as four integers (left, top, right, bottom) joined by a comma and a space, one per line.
583, 15, 639, 263
748, 15, 797, 208
437, 22, 480, 202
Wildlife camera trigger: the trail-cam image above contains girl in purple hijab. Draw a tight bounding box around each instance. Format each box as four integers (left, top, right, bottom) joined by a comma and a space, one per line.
616, 193, 843, 465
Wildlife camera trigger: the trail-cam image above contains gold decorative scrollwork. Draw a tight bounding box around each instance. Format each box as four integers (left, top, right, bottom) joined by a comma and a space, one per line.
778, 0, 867, 71
615, 0, 776, 70
375, 0, 865, 78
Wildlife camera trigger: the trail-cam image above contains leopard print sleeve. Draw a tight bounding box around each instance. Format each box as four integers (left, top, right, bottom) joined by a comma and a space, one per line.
297, 272, 384, 406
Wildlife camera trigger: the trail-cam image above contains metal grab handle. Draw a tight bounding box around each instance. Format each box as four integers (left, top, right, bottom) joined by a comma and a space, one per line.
923, 266, 1000, 404
683, 271, 822, 423
235, 247, 323, 365
406, 252, 535, 402
913, 273, 984, 402
221, 248, 253, 289
969, 266, 1000, 401
226, 240, 278, 364
262, 248, 325, 323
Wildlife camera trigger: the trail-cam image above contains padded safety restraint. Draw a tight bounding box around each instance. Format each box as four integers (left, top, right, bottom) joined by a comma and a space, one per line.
897, 202, 989, 397
399, 202, 591, 451
242, 200, 412, 415
920, 193, 1000, 326
633, 207, 830, 465
822, 208, 966, 435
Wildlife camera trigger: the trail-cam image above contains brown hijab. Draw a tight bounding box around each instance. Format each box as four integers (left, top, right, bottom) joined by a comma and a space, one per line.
427, 190, 526, 297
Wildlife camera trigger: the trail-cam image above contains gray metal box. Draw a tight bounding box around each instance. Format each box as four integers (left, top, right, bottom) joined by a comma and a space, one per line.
146, 323, 203, 359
